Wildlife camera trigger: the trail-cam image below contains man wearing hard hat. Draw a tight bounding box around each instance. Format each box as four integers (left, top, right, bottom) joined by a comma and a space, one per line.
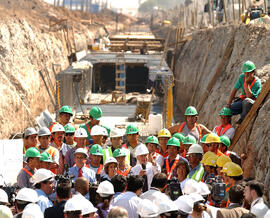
64, 124, 76, 148
49, 105, 73, 132
123, 124, 144, 167
13, 188, 39, 218
38, 127, 59, 173
130, 144, 160, 191
39, 152, 53, 170
23, 127, 38, 154
145, 135, 163, 168
80, 106, 103, 144
50, 123, 72, 174
31, 168, 55, 213
68, 148, 96, 185
205, 133, 223, 156
169, 106, 211, 142
64, 128, 88, 168
87, 144, 104, 181
90, 125, 107, 146
156, 128, 171, 158
187, 144, 205, 182
113, 148, 132, 177
17, 147, 41, 188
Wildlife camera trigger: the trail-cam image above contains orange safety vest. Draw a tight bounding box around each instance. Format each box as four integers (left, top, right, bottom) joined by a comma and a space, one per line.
165, 155, 180, 179
117, 166, 132, 177
178, 122, 202, 140
240, 77, 257, 100
22, 168, 33, 177
86, 123, 92, 136
225, 183, 233, 208
73, 164, 103, 174
214, 124, 232, 136
38, 146, 57, 158
156, 150, 168, 158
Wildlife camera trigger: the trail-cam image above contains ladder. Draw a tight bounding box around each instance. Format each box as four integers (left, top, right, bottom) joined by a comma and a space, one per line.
115, 52, 126, 102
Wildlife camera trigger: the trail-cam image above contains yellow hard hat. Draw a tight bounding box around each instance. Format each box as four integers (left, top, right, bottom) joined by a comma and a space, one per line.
221, 162, 243, 177
204, 155, 218, 167
163, 20, 171, 25
205, 133, 221, 144
217, 155, 232, 168
201, 151, 216, 164
158, 128, 171, 138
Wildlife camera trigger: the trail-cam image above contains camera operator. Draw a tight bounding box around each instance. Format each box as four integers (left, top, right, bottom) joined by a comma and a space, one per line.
13, 188, 38, 218
44, 181, 72, 218
217, 184, 249, 217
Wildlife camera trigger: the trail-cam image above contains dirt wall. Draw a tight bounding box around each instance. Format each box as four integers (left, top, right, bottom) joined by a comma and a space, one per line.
173, 24, 270, 199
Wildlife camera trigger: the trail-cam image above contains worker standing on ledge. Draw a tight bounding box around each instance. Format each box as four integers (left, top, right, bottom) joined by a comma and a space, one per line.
169, 106, 211, 142
227, 61, 261, 124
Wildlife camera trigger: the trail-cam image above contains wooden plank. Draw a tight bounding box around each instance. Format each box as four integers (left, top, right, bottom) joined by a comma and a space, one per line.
197, 35, 235, 112
229, 77, 270, 151
189, 41, 213, 106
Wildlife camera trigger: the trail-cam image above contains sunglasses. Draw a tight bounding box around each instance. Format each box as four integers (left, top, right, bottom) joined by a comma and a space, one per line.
65, 133, 74, 136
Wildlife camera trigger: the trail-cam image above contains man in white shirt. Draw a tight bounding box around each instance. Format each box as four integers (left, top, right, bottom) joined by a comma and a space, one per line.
111, 175, 144, 218
130, 144, 161, 191
244, 180, 269, 218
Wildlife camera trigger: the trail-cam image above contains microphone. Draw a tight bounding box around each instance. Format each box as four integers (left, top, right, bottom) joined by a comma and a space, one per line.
142, 163, 146, 170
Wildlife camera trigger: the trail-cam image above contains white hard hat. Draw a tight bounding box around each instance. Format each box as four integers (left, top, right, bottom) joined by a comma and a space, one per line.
22, 203, 43, 218
91, 125, 105, 136
189, 193, 205, 203
153, 198, 178, 214
30, 169, 54, 185
198, 182, 211, 196
110, 128, 124, 138
104, 157, 118, 167
74, 148, 88, 157
183, 179, 200, 195
96, 181, 115, 197
74, 128, 88, 138
135, 144, 149, 157
264, 210, 270, 218
174, 195, 194, 214
51, 123, 65, 133
15, 188, 38, 203
0, 189, 9, 205
64, 197, 83, 212
38, 127, 51, 137
251, 203, 269, 218
80, 196, 97, 215
24, 127, 38, 137
137, 199, 159, 217
0, 205, 13, 217
187, 143, 204, 154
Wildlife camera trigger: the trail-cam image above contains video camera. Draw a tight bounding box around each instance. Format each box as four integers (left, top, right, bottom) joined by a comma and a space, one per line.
167, 178, 182, 201
55, 165, 74, 187
1, 186, 18, 206
205, 174, 225, 205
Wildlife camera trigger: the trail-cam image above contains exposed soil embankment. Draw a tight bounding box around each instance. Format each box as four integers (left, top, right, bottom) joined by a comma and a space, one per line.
0, 0, 134, 138
171, 24, 270, 198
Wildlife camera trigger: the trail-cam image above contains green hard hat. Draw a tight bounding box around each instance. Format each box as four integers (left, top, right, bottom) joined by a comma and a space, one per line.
166, 137, 180, 147
145, 135, 159, 145
89, 106, 103, 120
102, 125, 111, 136
185, 106, 198, 116
173, 133, 185, 142
64, 124, 75, 133
242, 61, 256, 73
25, 147, 41, 159
113, 148, 127, 158
200, 134, 208, 143
183, 135, 197, 145
90, 144, 103, 156
59, 105, 73, 115
219, 107, 232, 116
125, 124, 139, 135
39, 152, 53, 163
220, 135, 231, 148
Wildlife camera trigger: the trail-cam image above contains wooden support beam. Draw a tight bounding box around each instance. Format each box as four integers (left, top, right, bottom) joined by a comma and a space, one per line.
230, 77, 270, 151
197, 35, 235, 112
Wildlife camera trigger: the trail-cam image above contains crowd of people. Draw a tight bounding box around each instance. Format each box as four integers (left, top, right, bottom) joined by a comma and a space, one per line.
0, 60, 267, 218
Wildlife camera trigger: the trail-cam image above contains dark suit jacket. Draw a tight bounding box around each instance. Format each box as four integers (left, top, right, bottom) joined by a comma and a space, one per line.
216, 207, 249, 218
44, 200, 67, 218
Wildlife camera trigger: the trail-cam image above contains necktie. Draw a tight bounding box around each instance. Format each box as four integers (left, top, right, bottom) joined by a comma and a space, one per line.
78, 168, 83, 177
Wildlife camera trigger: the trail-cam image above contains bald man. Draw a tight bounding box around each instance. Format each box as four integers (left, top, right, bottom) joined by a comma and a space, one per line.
74, 177, 90, 197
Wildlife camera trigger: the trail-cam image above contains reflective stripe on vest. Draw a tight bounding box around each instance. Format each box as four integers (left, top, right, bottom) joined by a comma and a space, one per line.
165, 155, 180, 179
178, 122, 202, 140
187, 164, 204, 182
240, 77, 257, 100
22, 168, 33, 177
38, 146, 57, 158
117, 166, 132, 177
103, 147, 113, 164
86, 123, 92, 137
214, 124, 232, 136
97, 164, 103, 175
